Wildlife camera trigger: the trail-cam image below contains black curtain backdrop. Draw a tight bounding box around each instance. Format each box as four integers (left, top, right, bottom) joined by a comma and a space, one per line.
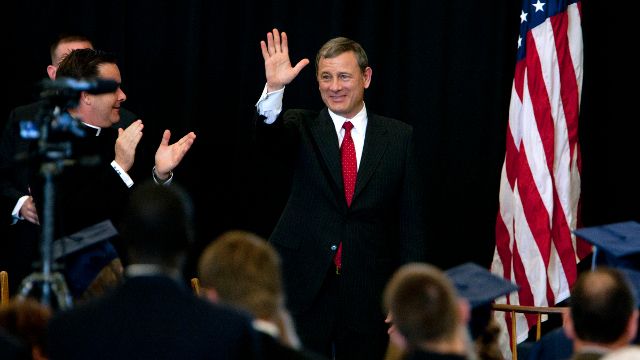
2, 0, 632, 280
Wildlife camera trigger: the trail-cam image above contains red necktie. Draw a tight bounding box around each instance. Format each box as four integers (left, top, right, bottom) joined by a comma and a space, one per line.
335, 121, 356, 274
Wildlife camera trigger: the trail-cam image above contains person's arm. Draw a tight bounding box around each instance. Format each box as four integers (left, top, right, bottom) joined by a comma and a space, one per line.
102, 119, 145, 188
256, 28, 309, 124
153, 129, 196, 183
14, 194, 39, 225
0, 108, 37, 225
114, 119, 144, 175
256, 84, 285, 124
399, 127, 427, 263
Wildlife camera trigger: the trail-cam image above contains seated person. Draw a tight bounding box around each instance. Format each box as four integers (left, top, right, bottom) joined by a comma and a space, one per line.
198, 230, 327, 359
0, 298, 52, 360
383, 262, 474, 359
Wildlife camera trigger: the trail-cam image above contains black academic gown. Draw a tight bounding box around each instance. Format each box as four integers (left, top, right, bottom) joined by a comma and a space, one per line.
0, 101, 138, 295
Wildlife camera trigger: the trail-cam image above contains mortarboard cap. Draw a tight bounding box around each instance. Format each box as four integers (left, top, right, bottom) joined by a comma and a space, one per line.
52, 220, 121, 299
445, 262, 519, 308
573, 221, 640, 270
52, 220, 119, 260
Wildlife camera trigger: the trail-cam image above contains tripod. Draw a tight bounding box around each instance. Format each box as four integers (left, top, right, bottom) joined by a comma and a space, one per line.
16, 103, 83, 310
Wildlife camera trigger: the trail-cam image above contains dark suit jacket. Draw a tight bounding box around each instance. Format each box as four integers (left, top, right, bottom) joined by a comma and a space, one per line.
256, 108, 426, 332
0, 101, 139, 294
47, 275, 261, 360
404, 349, 468, 360
0, 329, 29, 360
527, 327, 573, 360
257, 330, 328, 360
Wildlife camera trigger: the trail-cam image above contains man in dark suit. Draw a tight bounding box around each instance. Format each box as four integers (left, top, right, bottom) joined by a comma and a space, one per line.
47, 182, 260, 360
255, 28, 426, 359
0, 35, 96, 292
0, 48, 196, 299
0, 35, 138, 295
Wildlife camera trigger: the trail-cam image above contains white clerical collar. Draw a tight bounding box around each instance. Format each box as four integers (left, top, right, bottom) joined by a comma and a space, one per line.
328, 103, 367, 134
82, 122, 102, 136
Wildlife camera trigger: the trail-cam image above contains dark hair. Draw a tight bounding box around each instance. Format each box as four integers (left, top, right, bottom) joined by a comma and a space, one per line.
56, 48, 118, 79
50, 34, 94, 64
120, 181, 194, 266
315, 37, 369, 74
571, 267, 636, 343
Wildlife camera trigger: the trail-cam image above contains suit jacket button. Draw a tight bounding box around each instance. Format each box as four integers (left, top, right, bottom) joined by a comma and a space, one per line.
330, 245, 337, 251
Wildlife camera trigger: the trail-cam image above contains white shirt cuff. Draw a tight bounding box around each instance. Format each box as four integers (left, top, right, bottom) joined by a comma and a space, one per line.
110, 160, 134, 188
152, 166, 173, 185
256, 83, 284, 124
11, 195, 30, 224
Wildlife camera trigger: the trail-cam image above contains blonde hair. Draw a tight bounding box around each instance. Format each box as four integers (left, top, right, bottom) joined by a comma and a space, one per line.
198, 230, 283, 320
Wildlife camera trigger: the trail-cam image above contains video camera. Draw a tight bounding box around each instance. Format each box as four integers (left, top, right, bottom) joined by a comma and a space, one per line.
20, 77, 119, 142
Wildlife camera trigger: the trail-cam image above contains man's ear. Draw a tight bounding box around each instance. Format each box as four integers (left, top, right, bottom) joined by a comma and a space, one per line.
625, 309, 639, 343
204, 288, 219, 303
363, 67, 372, 89
458, 298, 471, 324
562, 308, 576, 340
81, 91, 92, 105
47, 65, 57, 80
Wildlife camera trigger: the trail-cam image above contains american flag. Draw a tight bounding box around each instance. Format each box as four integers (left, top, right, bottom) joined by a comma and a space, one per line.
491, 0, 591, 355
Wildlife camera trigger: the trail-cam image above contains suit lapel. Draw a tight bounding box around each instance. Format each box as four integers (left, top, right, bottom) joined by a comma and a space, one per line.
308, 109, 343, 191
354, 112, 388, 201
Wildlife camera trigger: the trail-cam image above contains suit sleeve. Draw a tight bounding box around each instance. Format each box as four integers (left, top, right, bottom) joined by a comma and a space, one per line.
0, 110, 29, 224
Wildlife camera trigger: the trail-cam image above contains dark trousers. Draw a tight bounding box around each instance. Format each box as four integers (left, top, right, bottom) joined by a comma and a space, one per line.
293, 268, 389, 360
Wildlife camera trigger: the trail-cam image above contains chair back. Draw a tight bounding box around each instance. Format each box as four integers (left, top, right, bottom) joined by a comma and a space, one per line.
0, 271, 9, 307
492, 303, 567, 360
190, 277, 201, 296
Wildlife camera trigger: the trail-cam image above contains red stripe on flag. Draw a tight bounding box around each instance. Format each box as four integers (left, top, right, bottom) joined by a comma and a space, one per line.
516, 143, 551, 266
495, 214, 513, 280
514, 57, 526, 102
505, 126, 519, 189
512, 240, 537, 328
552, 190, 578, 285
551, 11, 580, 160
525, 32, 555, 172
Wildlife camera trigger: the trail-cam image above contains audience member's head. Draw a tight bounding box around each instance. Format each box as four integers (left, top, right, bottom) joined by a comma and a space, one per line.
198, 230, 283, 319
564, 267, 639, 352
198, 230, 300, 348
0, 298, 52, 360
47, 34, 94, 79
383, 263, 472, 357
120, 181, 194, 270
